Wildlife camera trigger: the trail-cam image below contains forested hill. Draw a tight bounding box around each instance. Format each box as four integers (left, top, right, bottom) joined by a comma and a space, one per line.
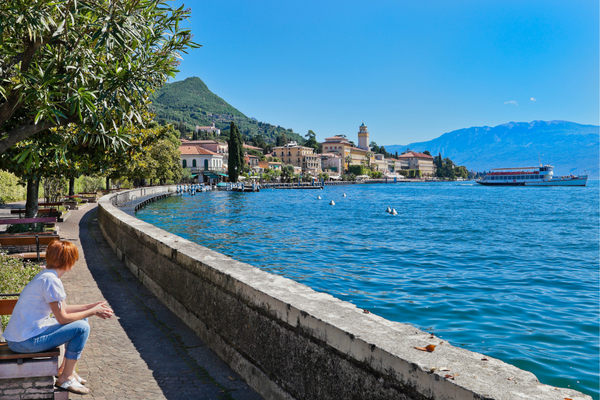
385, 120, 599, 177
150, 77, 303, 143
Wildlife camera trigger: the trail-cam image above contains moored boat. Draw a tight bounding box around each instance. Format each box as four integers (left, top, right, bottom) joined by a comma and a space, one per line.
477, 165, 587, 186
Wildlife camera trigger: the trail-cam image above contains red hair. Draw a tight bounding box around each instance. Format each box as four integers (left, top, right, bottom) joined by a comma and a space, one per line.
46, 240, 79, 271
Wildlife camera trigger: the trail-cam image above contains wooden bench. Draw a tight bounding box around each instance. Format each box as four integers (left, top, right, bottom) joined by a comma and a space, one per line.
64, 195, 88, 204
39, 202, 65, 208
0, 233, 60, 261
77, 194, 97, 203
0, 298, 61, 362
0, 216, 57, 231
10, 209, 60, 218
0, 297, 66, 400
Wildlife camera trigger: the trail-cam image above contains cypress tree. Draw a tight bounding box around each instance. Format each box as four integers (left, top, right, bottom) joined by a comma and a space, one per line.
227, 122, 246, 182
228, 122, 241, 182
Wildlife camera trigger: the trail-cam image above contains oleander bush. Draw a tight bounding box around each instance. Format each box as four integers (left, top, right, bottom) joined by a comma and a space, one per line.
0, 254, 43, 330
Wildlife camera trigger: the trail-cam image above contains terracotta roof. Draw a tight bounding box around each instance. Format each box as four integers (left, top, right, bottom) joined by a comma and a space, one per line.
244, 144, 264, 150
179, 145, 220, 156
397, 151, 433, 159
181, 139, 226, 145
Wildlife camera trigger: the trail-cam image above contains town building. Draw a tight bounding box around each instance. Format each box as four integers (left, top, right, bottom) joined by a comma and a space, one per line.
195, 122, 220, 137
320, 153, 343, 174
372, 153, 387, 172
182, 139, 227, 155
244, 155, 259, 168
322, 134, 370, 171
258, 160, 283, 171
179, 145, 226, 183
397, 151, 435, 176
272, 143, 321, 175
386, 158, 409, 173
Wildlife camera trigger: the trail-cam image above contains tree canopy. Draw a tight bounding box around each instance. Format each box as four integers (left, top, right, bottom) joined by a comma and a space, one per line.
0, 0, 199, 159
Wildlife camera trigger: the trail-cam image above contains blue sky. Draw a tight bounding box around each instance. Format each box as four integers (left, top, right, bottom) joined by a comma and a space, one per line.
171, 0, 599, 146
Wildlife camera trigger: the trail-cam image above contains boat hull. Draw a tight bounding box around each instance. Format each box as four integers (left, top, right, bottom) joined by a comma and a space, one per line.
477, 177, 587, 187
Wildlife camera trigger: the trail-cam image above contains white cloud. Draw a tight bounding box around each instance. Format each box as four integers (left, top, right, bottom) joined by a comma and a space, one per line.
504, 100, 518, 106
530, 97, 536, 102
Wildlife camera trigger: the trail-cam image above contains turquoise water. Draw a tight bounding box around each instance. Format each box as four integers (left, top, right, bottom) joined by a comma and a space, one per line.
137, 181, 600, 398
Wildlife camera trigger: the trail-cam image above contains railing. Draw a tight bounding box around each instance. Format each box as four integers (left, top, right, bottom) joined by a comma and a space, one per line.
188, 166, 226, 173
111, 186, 173, 207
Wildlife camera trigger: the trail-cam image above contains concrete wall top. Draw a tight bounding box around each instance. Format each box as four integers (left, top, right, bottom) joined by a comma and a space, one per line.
98, 187, 591, 400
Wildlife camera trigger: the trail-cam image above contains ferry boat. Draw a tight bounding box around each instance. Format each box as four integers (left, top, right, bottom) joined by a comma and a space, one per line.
477, 165, 587, 186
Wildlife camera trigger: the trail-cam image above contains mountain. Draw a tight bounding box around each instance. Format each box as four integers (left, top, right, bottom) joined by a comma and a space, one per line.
150, 77, 304, 143
385, 121, 599, 177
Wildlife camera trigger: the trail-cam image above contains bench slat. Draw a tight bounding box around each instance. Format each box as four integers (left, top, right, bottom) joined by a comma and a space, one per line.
8, 252, 46, 260
0, 299, 17, 315
0, 235, 59, 246
0, 217, 57, 225
0, 343, 60, 360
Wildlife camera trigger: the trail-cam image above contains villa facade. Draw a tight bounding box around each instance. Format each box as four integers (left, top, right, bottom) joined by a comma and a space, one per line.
195, 122, 221, 137
272, 142, 321, 175
397, 151, 435, 176
179, 145, 226, 183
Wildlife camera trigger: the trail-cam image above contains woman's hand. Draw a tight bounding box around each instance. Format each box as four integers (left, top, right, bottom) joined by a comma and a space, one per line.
91, 302, 113, 319
51, 301, 113, 324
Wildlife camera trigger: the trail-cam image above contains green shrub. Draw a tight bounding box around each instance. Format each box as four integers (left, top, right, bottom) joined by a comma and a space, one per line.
6, 223, 44, 234
348, 165, 365, 176
0, 254, 44, 329
80, 176, 105, 193
0, 170, 26, 204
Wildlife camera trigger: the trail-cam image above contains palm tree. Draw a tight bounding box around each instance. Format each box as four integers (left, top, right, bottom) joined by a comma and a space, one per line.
344, 154, 352, 173
364, 151, 373, 169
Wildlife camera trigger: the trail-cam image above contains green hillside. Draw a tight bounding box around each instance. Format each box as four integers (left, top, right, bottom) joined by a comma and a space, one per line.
150, 77, 303, 143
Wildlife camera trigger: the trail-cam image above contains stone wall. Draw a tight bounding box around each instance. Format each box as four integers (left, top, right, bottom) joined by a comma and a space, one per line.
98, 188, 591, 400
0, 376, 54, 400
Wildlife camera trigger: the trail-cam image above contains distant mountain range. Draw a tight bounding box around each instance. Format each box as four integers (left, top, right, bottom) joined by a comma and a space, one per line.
386, 121, 599, 177
150, 77, 304, 143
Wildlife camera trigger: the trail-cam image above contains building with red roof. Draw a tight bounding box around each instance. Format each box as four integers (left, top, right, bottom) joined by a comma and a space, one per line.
178, 144, 226, 183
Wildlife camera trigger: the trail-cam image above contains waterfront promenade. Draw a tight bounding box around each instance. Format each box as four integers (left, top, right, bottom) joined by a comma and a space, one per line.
0, 202, 262, 400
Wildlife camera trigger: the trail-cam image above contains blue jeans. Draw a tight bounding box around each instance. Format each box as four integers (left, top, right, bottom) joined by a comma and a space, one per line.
7, 319, 90, 360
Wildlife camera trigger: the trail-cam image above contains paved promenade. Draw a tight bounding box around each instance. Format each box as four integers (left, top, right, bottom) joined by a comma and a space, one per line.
2, 203, 262, 400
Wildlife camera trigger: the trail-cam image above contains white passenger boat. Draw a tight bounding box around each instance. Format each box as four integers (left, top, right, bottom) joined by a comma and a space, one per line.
477, 165, 587, 186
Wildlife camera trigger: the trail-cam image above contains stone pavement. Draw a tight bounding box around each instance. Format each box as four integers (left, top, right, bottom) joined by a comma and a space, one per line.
45, 204, 263, 400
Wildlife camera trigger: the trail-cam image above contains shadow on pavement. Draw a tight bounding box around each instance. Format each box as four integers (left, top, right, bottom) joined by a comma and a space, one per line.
76, 206, 262, 400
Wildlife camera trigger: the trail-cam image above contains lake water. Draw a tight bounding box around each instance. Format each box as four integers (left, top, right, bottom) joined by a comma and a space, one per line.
137, 181, 600, 399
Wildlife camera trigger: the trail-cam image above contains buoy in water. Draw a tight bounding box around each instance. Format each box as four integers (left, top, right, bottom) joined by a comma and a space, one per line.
391, 208, 397, 215
317, 196, 321, 200
330, 200, 335, 205
343, 193, 347, 197
386, 206, 391, 213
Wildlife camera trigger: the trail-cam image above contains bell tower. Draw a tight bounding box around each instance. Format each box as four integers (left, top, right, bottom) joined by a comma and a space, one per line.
358, 122, 370, 150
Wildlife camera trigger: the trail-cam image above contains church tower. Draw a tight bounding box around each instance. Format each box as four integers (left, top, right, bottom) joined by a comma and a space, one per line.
358, 122, 370, 150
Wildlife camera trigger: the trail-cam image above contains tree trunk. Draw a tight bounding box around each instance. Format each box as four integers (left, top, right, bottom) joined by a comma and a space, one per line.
68, 176, 75, 196
105, 177, 110, 191
25, 177, 39, 218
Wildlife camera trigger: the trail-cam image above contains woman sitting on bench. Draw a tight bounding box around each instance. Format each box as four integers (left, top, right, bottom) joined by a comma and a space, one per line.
3, 240, 113, 395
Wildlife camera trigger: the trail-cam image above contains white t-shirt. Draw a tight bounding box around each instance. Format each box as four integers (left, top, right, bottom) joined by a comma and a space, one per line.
4, 268, 66, 342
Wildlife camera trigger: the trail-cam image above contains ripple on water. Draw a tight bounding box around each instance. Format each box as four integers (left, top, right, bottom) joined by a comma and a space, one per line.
137, 181, 599, 399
